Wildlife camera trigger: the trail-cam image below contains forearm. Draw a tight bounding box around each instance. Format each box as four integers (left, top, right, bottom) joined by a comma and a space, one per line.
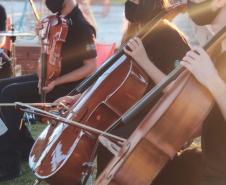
137, 56, 166, 84
55, 59, 96, 86
207, 75, 226, 121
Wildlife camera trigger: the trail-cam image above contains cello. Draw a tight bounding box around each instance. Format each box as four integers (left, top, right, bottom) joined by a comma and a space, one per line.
95, 26, 226, 185
27, 4, 187, 185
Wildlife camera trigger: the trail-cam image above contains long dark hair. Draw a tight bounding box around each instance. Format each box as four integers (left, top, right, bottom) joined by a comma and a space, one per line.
137, 0, 168, 23
0, 4, 7, 31
121, 0, 170, 44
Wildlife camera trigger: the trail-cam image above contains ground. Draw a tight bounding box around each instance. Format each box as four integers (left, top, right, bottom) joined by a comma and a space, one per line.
0, 122, 200, 185
0, 124, 48, 185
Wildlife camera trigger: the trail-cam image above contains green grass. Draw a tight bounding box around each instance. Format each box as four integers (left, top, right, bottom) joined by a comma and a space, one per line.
0, 123, 95, 185
0, 123, 201, 185
0, 124, 48, 185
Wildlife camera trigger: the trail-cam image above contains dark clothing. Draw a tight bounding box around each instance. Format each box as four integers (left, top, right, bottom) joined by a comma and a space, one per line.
124, 0, 164, 24
201, 52, 226, 182
151, 52, 226, 185
0, 74, 81, 159
61, 5, 96, 75
202, 105, 226, 180
0, 5, 96, 179
97, 20, 190, 175
143, 20, 189, 74
151, 149, 202, 185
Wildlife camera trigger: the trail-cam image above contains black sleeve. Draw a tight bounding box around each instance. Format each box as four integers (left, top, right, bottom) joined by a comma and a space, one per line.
76, 8, 97, 60
144, 20, 190, 74
80, 25, 97, 60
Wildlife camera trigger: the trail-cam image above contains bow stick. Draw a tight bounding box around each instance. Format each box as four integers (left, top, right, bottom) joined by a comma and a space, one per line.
16, 102, 126, 143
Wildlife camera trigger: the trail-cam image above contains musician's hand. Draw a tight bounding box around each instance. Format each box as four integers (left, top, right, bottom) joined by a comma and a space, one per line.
42, 80, 57, 94
35, 21, 43, 35
54, 94, 81, 107
123, 37, 149, 65
181, 46, 219, 89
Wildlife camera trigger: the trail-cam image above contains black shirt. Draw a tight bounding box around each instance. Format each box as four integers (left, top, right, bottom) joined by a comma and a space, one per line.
131, 20, 190, 132
61, 6, 97, 76
202, 52, 226, 180
112, 20, 190, 138
97, 20, 190, 175
143, 20, 189, 75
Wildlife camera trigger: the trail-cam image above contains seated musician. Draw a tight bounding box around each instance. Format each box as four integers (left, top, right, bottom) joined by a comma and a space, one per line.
182, 46, 226, 185
58, 0, 226, 183
149, 1, 226, 185
0, 0, 97, 181
96, 0, 226, 182
56, 0, 191, 176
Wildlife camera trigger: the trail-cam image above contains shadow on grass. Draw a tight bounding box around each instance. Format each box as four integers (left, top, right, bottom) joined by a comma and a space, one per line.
0, 124, 47, 185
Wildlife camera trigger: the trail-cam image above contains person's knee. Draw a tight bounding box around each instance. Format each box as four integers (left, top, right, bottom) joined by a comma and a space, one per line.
0, 83, 18, 102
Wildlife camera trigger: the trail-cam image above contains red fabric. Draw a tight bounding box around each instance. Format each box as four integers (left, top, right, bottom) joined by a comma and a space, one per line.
96, 42, 116, 67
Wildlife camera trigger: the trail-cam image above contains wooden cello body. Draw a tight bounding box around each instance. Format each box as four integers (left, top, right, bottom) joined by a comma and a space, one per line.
95, 27, 226, 185
30, 53, 150, 185
29, 4, 187, 185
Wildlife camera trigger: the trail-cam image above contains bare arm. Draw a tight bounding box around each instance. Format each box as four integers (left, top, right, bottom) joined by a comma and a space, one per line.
42, 57, 96, 93
124, 37, 166, 84
181, 46, 226, 121
206, 74, 226, 121
55, 58, 96, 85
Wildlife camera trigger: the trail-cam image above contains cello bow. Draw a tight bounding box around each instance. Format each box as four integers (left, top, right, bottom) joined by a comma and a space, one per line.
28, 0, 47, 102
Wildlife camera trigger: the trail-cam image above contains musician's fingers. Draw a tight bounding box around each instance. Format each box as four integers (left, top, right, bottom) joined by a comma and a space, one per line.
182, 55, 195, 65
123, 47, 133, 56
133, 37, 142, 45
180, 61, 193, 71
73, 94, 82, 101
186, 50, 200, 60
59, 102, 69, 110
129, 38, 139, 47
36, 21, 43, 29
126, 42, 136, 51
192, 46, 206, 56
35, 21, 43, 34
42, 86, 52, 94
58, 95, 79, 105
